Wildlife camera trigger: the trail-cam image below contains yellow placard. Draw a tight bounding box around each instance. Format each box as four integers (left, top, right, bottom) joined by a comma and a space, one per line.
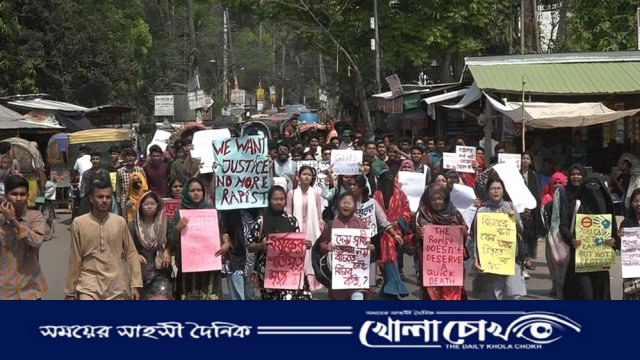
109, 172, 117, 191
575, 214, 616, 273
477, 213, 517, 276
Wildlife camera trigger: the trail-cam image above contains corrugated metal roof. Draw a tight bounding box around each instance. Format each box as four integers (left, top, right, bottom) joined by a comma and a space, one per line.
8, 98, 88, 112
0, 104, 62, 129
468, 61, 640, 94
466, 51, 640, 66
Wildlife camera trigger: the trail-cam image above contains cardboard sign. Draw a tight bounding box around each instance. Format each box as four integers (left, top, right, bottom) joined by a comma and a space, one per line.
331, 228, 371, 290
575, 214, 616, 273
179, 209, 222, 272
455, 146, 476, 173
264, 233, 306, 290
476, 213, 517, 276
422, 225, 465, 287
330, 150, 363, 175
213, 136, 270, 210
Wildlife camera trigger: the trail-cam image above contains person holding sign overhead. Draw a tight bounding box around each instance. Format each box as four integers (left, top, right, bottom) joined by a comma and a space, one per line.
471, 175, 526, 300
563, 174, 619, 300
168, 178, 225, 300
414, 185, 468, 300
249, 186, 312, 300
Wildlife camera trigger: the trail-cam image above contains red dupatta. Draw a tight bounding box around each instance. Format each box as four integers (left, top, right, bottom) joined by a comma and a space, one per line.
373, 186, 411, 263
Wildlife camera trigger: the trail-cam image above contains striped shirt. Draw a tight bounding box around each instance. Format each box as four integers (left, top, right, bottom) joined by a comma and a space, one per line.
0, 209, 47, 300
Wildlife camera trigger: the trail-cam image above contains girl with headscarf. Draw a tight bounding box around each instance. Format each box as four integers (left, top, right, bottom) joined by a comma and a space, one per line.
168, 178, 225, 300
543, 171, 569, 299
471, 175, 527, 300
565, 163, 586, 211
362, 156, 378, 194
445, 170, 460, 192
316, 191, 374, 300
620, 188, 640, 300
373, 170, 411, 299
414, 185, 468, 300
129, 191, 172, 299
563, 174, 619, 300
520, 152, 543, 269
349, 175, 403, 291
126, 172, 148, 222
249, 186, 312, 300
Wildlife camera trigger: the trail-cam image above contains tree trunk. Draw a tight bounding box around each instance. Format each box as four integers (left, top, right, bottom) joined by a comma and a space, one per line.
556, 0, 568, 50
354, 68, 374, 138
438, 53, 454, 83
187, 0, 197, 78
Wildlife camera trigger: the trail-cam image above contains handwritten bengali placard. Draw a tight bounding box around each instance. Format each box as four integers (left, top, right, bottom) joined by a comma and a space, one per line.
163, 198, 180, 221
179, 209, 222, 272
264, 232, 306, 290
575, 214, 616, 273
330, 150, 362, 175
455, 146, 476, 173
621, 227, 640, 279
355, 201, 378, 236
422, 225, 464, 287
498, 153, 521, 170
331, 228, 372, 290
296, 160, 329, 175
476, 213, 517, 276
213, 136, 270, 210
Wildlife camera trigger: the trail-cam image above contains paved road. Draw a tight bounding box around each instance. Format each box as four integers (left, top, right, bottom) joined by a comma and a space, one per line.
40, 210, 623, 300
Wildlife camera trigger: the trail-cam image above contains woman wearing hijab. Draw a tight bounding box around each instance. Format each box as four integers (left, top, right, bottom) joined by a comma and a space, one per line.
400, 159, 414, 172
316, 192, 374, 300
129, 191, 172, 299
249, 186, 312, 300
287, 166, 324, 291
563, 174, 619, 300
414, 185, 468, 300
620, 188, 640, 300
373, 170, 411, 299
564, 163, 586, 211
471, 175, 527, 300
543, 171, 569, 299
445, 170, 460, 192
126, 172, 148, 222
362, 156, 378, 194
520, 152, 543, 275
169, 178, 226, 300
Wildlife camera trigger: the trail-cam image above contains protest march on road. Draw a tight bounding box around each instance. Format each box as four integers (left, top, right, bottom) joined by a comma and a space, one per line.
1, 124, 635, 301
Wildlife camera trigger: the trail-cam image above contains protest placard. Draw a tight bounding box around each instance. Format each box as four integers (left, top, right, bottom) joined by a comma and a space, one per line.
146, 129, 172, 153
422, 225, 464, 287
442, 152, 458, 171
330, 150, 363, 175
575, 214, 616, 273
498, 153, 522, 170
179, 209, 221, 272
355, 202, 378, 236
109, 172, 117, 191
492, 162, 537, 213
331, 228, 372, 290
455, 146, 476, 173
476, 213, 517, 276
621, 227, 640, 279
213, 136, 270, 210
264, 233, 306, 290
450, 184, 478, 228
193, 129, 231, 173
397, 171, 426, 212
163, 198, 180, 221
297, 160, 329, 175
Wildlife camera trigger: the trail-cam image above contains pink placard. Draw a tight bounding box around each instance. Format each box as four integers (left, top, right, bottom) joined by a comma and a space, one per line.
179, 209, 222, 272
264, 233, 306, 290
422, 225, 464, 287
163, 199, 180, 221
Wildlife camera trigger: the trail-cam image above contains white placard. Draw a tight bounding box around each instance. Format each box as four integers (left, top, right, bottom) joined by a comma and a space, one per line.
455, 146, 476, 173
146, 129, 172, 153
273, 177, 289, 190
154, 95, 174, 117
492, 162, 537, 213
188, 90, 205, 110
451, 184, 479, 228
355, 201, 378, 236
397, 171, 426, 213
442, 152, 458, 171
193, 129, 231, 173
330, 150, 363, 175
331, 228, 372, 290
622, 227, 640, 279
498, 153, 522, 170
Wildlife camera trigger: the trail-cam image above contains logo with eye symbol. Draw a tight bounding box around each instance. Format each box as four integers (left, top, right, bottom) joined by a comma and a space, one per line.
502, 313, 581, 344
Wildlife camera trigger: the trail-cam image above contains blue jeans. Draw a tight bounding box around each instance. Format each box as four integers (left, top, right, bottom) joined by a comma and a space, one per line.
227, 272, 253, 300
